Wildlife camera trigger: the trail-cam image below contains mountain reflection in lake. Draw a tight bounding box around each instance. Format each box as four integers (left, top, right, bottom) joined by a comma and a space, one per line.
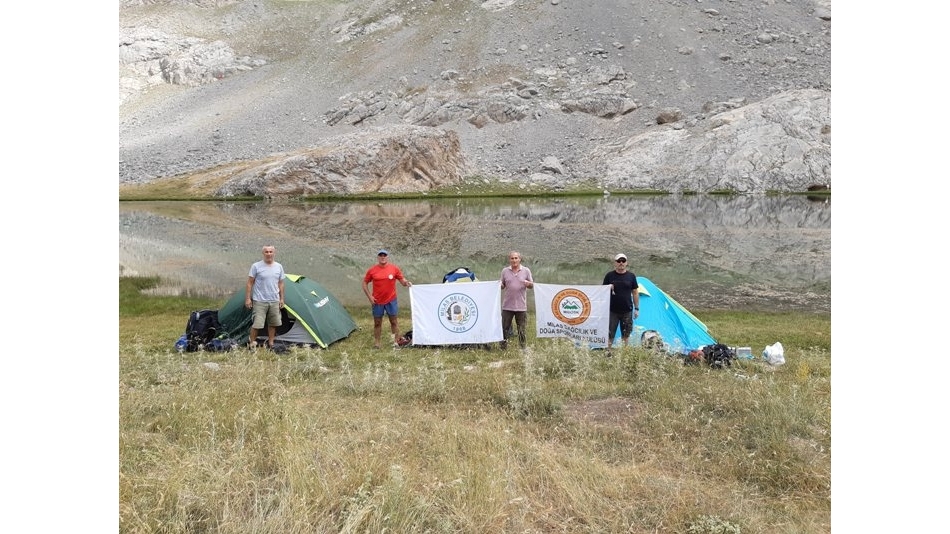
119, 195, 830, 313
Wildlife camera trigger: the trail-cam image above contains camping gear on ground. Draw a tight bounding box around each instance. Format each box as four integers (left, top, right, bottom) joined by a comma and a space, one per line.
176, 309, 237, 352
205, 337, 239, 352
685, 349, 704, 365
763, 342, 786, 365
701, 343, 736, 368
641, 330, 665, 351
218, 273, 357, 349
734, 346, 753, 359
442, 267, 477, 283
269, 341, 291, 354
611, 276, 717, 354
186, 309, 220, 351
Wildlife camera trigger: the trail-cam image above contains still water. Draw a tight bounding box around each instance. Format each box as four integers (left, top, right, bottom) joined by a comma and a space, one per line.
119, 195, 830, 313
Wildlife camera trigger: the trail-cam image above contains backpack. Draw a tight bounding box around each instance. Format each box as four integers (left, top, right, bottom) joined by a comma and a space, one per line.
185, 309, 221, 352
442, 267, 476, 283
701, 343, 736, 369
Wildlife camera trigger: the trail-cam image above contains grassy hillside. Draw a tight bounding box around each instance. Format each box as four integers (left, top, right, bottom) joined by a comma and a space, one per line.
119, 276, 830, 533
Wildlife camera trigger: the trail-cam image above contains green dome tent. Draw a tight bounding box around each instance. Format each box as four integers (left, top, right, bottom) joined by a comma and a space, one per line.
219, 274, 357, 348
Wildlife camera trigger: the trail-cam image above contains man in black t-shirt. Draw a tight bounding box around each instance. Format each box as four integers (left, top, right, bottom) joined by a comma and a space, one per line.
603, 253, 640, 351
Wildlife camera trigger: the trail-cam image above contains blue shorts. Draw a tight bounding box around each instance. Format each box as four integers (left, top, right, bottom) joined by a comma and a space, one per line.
372, 300, 398, 318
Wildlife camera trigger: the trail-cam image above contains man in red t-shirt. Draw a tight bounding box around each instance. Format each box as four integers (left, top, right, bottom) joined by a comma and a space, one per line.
362, 249, 412, 348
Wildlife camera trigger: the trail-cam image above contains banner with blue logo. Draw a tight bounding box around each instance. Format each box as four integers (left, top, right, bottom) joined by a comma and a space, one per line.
409, 282, 503, 345
533, 283, 611, 347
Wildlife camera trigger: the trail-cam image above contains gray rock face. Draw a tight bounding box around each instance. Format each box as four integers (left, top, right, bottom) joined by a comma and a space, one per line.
594, 89, 830, 192
118, 0, 832, 193
118, 27, 265, 106
214, 125, 469, 197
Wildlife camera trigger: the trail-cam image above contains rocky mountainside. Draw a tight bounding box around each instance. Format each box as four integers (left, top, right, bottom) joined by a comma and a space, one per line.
118, 0, 831, 195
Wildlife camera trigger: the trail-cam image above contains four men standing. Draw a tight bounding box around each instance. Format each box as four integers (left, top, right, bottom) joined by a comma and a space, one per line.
243, 246, 640, 351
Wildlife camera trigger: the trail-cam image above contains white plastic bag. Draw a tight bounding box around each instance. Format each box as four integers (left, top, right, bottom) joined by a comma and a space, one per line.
763, 342, 785, 366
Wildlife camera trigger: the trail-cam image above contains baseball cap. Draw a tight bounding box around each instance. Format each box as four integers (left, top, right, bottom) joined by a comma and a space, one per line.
377, 249, 389, 256
614, 253, 627, 261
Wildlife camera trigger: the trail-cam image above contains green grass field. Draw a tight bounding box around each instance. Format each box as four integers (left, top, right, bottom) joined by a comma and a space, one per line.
120, 276, 830, 533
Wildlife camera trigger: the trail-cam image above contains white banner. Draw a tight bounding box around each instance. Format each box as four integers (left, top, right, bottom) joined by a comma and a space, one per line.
409, 281, 503, 345
533, 283, 611, 347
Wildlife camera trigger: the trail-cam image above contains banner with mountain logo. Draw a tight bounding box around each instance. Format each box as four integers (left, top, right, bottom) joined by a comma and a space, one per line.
533, 283, 610, 347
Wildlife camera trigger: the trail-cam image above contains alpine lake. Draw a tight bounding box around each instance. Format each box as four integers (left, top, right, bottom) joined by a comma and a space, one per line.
119, 193, 830, 315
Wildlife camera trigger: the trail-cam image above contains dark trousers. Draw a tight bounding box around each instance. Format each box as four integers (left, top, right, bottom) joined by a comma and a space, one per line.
501, 310, 528, 349
608, 311, 633, 346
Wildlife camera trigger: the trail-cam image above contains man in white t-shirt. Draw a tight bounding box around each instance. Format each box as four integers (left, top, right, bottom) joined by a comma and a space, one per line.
245, 245, 285, 348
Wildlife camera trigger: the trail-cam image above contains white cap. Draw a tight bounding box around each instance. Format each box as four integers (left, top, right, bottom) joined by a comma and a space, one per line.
614, 253, 627, 261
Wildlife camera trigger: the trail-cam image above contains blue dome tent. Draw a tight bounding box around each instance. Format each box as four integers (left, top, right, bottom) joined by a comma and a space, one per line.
612, 276, 716, 354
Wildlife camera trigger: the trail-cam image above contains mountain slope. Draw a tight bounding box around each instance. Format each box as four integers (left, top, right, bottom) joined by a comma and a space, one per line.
119, 0, 832, 192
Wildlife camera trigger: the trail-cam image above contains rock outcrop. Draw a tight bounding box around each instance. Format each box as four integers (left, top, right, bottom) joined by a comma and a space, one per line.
119, 27, 265, 106
214, 125, 469, 197
593, 89, 831, 192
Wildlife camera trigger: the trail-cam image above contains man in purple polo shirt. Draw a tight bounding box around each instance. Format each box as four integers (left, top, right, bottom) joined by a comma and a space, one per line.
499, 250, 534, 350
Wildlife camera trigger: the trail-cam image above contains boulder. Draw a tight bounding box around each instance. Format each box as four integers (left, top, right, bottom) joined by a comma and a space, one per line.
214, 125, 470, 197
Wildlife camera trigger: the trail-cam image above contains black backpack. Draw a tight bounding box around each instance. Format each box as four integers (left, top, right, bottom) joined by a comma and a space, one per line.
701, 343, 736, 369
185, 309, 221, 352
